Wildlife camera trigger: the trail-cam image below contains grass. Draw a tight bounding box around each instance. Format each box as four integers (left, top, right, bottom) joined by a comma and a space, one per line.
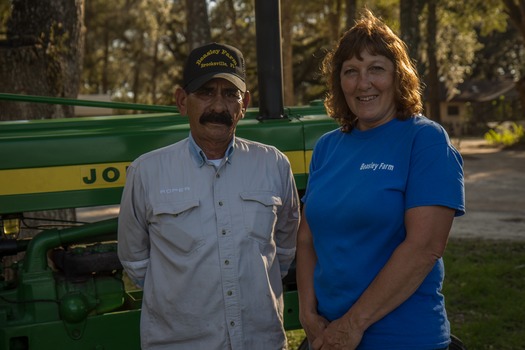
287, 329, 306, 349
286, 238, 525, 349
443, 238, 525, 349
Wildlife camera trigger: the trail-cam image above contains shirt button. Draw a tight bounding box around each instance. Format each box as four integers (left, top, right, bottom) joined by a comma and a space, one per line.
221, 229, 226, 235
219, 201, 223, 206
230, 321, 235, 327
224, 260, 230, 265
216, 174, 220, 178
227, 290, 233, 296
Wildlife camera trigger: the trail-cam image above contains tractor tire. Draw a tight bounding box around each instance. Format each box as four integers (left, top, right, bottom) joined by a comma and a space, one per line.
52, 247, 122, 278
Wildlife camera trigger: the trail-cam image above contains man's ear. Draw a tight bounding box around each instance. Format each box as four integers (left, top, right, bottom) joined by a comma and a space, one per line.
242, 90, 251, 112
174, 87, 188, 115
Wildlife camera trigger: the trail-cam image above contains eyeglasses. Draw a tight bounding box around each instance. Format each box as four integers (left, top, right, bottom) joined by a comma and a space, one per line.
192, 86, 243, 104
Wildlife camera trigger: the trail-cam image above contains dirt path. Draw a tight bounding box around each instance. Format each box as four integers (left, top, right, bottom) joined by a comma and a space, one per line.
451, 138, 525, 241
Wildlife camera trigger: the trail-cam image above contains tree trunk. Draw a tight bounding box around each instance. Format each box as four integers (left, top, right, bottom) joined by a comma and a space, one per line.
502, 0, 525, 114
225, 0, 241, 44
151, 36, 160, 104
516, 76, 525, 115
185, 0, 211, 50
0, 1, 84, 276
281, 0, 294, 106
426, 0, 441, 123
345, 0, 357, 30
0, 0, 84, 120
400, 0, 426, 78
503, 0, 525, 39
328, 0, 343, 43
102, 21, 110, 95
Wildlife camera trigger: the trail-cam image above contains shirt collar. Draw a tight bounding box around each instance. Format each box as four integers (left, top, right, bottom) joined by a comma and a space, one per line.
188, 132, 235, 167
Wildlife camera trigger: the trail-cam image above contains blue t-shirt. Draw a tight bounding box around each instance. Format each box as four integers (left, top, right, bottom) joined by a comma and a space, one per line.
303, 116, 465, 349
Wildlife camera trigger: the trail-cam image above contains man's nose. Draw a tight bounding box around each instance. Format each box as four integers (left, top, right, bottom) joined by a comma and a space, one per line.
209, 93, 229, 112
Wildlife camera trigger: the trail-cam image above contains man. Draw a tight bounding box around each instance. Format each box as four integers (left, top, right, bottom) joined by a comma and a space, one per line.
117, 42, 300, 350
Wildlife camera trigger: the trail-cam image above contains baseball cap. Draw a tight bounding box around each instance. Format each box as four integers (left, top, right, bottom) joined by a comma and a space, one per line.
183, 42, 246, 93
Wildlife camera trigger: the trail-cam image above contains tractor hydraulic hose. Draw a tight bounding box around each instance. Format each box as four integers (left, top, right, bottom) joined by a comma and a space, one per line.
23, 218, 118, 273
0, 238, 30, 258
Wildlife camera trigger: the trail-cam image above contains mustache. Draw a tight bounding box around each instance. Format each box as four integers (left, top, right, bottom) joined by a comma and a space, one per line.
199, 111, 233, 126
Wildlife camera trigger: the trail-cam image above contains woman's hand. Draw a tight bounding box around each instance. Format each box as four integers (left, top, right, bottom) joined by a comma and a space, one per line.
300, 311, 329, 349
312, 316, 363, 350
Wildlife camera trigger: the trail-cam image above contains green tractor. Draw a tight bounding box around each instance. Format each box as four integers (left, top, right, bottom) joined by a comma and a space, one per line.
0, 1, 337, 348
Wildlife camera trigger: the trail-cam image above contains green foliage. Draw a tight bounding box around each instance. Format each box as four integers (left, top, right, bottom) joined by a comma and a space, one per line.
82, 0, 183, 104
484, 122, 525, 146
75, 0, 518, 108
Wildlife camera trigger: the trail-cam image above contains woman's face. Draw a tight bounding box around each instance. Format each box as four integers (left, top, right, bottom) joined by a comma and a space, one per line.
340, 50, 397, 130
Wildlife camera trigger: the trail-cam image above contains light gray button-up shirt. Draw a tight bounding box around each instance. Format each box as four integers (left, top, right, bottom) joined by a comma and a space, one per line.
118, 134, 300, 350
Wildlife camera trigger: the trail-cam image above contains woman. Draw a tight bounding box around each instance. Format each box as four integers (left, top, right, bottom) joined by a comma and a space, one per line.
296, 10, 465, 350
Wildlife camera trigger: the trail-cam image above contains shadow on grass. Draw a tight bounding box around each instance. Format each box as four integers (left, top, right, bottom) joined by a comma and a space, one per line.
444, 238, 525, 349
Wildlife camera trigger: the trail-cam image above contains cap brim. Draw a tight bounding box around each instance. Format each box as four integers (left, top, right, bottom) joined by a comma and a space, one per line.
185, 73, 246, 93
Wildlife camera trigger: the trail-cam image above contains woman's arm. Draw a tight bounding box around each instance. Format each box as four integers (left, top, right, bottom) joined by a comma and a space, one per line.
296, 206, 329, 346
318, 205, 455, 349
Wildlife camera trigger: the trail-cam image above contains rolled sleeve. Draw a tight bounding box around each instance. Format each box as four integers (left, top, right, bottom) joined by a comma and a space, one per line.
118, 163, 150, 288
275, 155, 300, 278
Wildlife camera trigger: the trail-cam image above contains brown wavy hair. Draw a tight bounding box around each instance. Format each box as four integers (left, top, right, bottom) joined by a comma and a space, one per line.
322, 9, 423, 132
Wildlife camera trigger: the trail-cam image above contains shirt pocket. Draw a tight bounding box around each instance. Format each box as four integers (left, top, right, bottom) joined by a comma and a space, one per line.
151, 199, 203, 255
240, 192, 282, 244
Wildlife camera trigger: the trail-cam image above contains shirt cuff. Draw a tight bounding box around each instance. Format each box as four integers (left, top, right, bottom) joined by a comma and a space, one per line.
121, 258, 149, 288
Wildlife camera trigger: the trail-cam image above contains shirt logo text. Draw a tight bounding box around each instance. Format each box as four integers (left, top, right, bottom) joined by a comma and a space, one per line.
160, 187, 191, 194
359, 162, 395, 171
